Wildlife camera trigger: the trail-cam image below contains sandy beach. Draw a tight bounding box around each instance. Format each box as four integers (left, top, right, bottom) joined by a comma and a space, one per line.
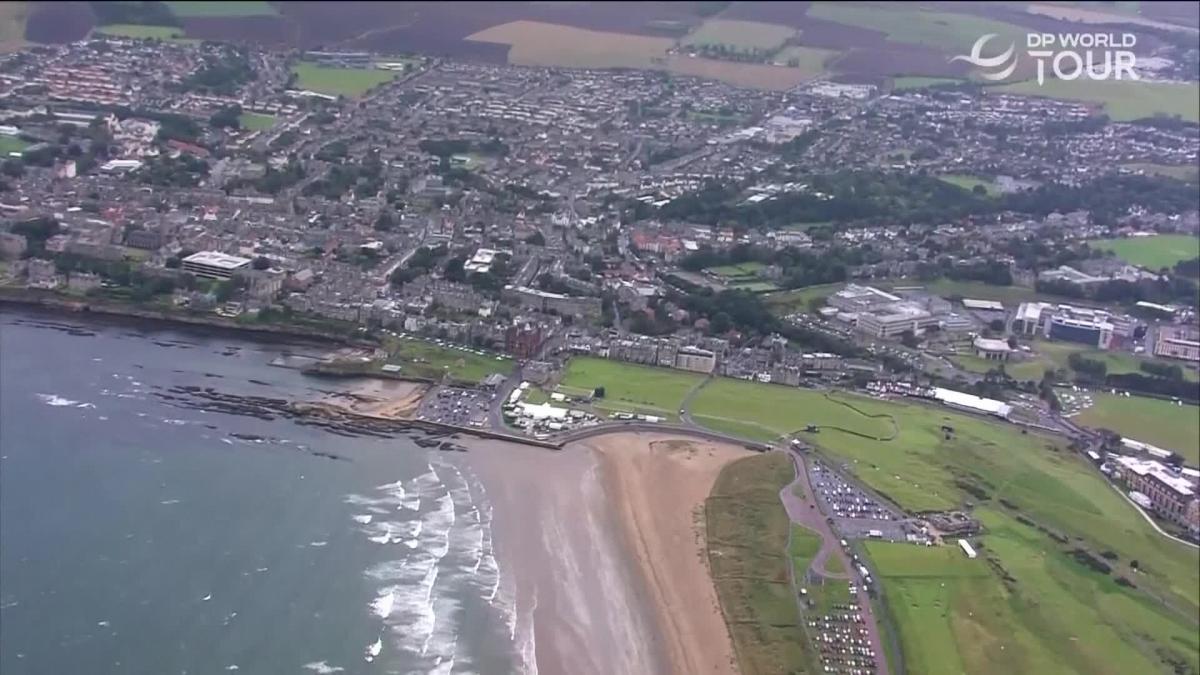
317, 377, 428, 418
587, 432, 750, 675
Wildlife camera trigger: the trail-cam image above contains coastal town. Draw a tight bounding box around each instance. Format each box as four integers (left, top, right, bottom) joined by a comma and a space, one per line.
1, 4, 1199, 675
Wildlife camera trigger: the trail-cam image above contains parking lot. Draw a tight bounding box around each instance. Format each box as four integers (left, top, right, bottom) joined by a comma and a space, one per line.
417, 386, 492, 427
811, 462, 898, 522
807, 598, 877, 674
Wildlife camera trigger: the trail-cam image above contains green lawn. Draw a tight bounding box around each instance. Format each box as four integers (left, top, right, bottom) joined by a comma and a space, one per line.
939, 173, 999, 196
707, 453, 813, 675
764, 282, 845, 314
693, 381, 1199, 622
772, 45, 836, 73
0, 135, 28, 155
383, 336, 512, 384
1087, 234, 1199, 270
164, 1, 277, 17
951, 354, 1049, 382
692, 380, 895, 443
237, 112, 276, 131
893, 76, 964, 90
291, 64, 397, 98
993, 79, 1200, 122
1036, 340, 1199, 382
867, 511, 1199, 675
1121, 163, 1200, 184
557, 356, 703, 420
789, 524, 822, 582
709, 261, 766, 278
95, 23, 194, 41
730, 281, 780, 293
1071, 392, 1199, 464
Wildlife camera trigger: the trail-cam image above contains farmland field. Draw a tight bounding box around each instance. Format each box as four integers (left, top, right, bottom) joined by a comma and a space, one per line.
96, 24, 192, 41
771, 45, 836, 72
1070, 392, 1199, 464
469, 20, 673, 70
0, 1, 29, 51
557, 356, 703, 420
291, 64, 397, 97
0, 136, 29, 155
1087, 234, 1200, 270
665, 54, 818, 90
951, 353, 1048, 382
237, 112, 276, 131
706, 452, 812, 675
1121, 162, 1200, 183
709, 261, 765, 277
807, 2, 1027, 53
993, 79, 1200, 122
682, 18, 796, 51
383, 336, 512, 384
164, 1, 277, 17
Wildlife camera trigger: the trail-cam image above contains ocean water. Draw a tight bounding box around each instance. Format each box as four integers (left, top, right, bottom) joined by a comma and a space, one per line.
0, 312, 524, 674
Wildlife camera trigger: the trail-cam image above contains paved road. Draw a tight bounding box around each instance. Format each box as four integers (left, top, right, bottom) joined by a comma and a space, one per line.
781, 450, 891, 675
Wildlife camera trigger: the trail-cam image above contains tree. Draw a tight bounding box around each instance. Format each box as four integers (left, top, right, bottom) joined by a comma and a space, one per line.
165, 256, 181, 269
525, 231, 545, 246
252, 256, 270, 271
209, 105, 242, 129
593, 386, 606, 398
900, 330, 920, 348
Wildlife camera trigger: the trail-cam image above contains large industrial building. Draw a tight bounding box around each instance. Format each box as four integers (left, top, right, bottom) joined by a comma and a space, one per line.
181, 251, 251, 280
855, 302, 936, 338
1155, 325, 1200, 362
1112, 455, 1199, 536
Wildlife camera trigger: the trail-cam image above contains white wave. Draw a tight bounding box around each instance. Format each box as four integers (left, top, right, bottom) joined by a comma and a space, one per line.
98, 416, 108, 421
37, 394, 79, 407
159, 499, 181, 505
97, 620, 110, 627
225, 666, 239, 671
365, 637, 382, 662
309, 541, 328, 547
76, 402, 96, 409
201, 593, 212, 601
352, 514, 373, 525
163, 419, 189, 426
372, 587, 396, 619
302, 662, 345, 674
517, 587, 539, 675
221, 438, 233, 445
369, 524, 392, 545
255, 567, 269, 573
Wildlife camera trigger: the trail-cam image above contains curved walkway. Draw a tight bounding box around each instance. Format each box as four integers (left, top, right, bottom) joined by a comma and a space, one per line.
1110, 483, 1200, 550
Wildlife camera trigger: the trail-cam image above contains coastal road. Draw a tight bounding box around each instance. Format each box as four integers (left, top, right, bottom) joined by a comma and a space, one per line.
781, 450, 891, 675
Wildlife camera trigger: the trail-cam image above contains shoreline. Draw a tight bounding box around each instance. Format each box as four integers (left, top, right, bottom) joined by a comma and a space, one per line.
585, 432, 751, 675
0, 287, 372, 348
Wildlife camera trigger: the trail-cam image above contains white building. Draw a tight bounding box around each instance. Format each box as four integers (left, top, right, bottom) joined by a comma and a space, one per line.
856, 302, 935, 338
182, 251, 252, 280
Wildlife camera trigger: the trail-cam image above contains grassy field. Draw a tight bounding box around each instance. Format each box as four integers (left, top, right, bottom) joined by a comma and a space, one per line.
772, 45, 836, 73
938, 173, 999, 196
1071, 392, 1199, 464
1087, 234, 1199, 270
557, 356, 703, 420
682, 18, 796, 51
764, 282, 845, 314
709, 261, 766, 277
383, 336, 512, 384
237, 112, 276, 131
1122, 162, 1200, 184
788, 524, 822, 581
707, 452, 812, 675
951, 353, 1049, 382
692, 380, 895, 443
96, 23, 194, 41
893, 76, 964, 90
693, 382, 1199, 617
808, 2, 1028, 52
867, 510, 1199, 675
0, 135, 29, 155
1036, 340, 1199, 382
993, 79, 1200, 122
164, 1, 277, 17
291, 64, 397, 97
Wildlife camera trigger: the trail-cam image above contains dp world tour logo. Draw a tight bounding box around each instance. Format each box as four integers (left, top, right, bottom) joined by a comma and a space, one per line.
951, 32, 1139, 85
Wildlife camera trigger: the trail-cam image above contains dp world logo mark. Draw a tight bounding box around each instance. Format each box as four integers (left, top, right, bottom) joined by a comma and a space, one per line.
951, 32, 1139, 85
